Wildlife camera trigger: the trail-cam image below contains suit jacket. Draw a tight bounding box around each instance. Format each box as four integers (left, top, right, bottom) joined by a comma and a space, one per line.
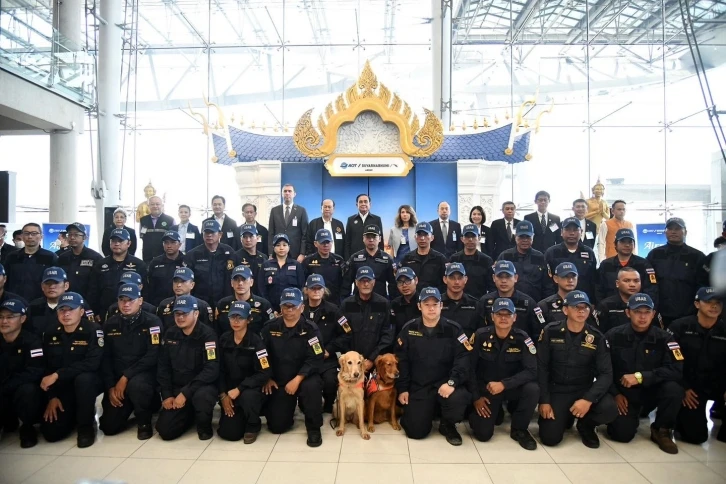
490, 218, 519, 259
139, 213, 175, 262
254, 222, 269, 255
429, 219, 463, 258
345, 213, 384, 259
0, 242, 17, 264
524, 212, 562, 254
203, 215, 239, 250
267, 204, 309, 258
171, 222, 202, 253
305, 217, 345, 257
579, 218, 598, 250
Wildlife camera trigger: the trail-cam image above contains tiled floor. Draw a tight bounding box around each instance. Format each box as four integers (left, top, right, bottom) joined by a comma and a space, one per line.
1, 409, 725, 484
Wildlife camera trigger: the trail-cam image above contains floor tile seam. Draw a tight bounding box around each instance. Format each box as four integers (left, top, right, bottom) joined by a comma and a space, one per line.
18, 454, 61, 484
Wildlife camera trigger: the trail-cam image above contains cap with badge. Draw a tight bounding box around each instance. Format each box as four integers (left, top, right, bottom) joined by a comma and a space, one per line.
563, 290, 591, 306
462, 224, 480, 237
119, 271, 142, 286
110, 228, 131, 241
118, 283, 141, 299
665, 217, 686, 229
415, 222, 433, 235
1, 299, 27, 314
562, 217, 581, 229
615, 228, 635, 242
173, 296, 199, 313
695, 287, 721, 302
231, 265, 252, 280
42, 267, 67, 283
280, 288, 304, 306
315, 229, 333, 243
445, 262, 466, 276
494, 260, 517, 276
65, 222, 86, 235
273, 233, 290, 245
627, 293, 654, 309
491, 298, 515, 314
305, 274, 326, 288
555, 262, 578, 277
173, 267, 194, 281
162, 231, 181, 242
363, 225, 381, 236
395, 267, 416, 281
419, 287, 442, 302
240, 224, 258, 236
203, 220, 221, 233
515, 221, 535, 237
58, 292, 85, 310
228, 300, 251, 319
355, 266, 375, 281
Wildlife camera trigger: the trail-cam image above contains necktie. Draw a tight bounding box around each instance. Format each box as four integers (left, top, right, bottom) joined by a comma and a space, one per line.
442, 221, 448, 239
285, 205, 291, 224
507, 222, 512, 240
541, 214, 547, 232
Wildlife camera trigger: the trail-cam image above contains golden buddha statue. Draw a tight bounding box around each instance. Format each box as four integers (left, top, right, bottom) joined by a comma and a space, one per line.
584, 178, 610, 227
136, 182, 156, 222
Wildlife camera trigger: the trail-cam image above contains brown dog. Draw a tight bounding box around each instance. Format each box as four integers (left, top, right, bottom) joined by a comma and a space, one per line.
365, 354, 401, 432
332, 351, 370, 439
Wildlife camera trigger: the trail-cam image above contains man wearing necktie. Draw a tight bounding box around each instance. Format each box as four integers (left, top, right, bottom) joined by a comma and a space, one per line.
490, 202, 520, 259
430, 201, 463, 258
524, 191, 562, 254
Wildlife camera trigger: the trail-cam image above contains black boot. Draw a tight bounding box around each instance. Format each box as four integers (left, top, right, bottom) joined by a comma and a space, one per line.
137, 424, 153, 440
510, 429, 537, 451
77, 424, 97, 448
19, 425, 38, 449
197, 425, 213, 440
438, 420, 462, 446
307, 429, 322, 447
576, 421, 600, 449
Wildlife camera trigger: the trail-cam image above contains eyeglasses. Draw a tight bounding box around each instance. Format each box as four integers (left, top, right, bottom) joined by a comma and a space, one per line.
396, 279, 413, 286
0, 314, 21, 321
570, 305, 591, 312
22, 232, 41, 237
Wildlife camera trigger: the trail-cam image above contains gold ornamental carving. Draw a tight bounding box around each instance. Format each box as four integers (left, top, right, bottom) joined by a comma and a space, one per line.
293, 60, 444, 159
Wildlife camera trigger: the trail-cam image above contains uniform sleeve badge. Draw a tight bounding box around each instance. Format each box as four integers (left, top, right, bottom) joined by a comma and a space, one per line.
256, 349, 270, 369
308, 336, 323, 355
667, 341, 684, 360
533, 307, 546, 324
338, 316, 352, 333
150, 326, 161, 345
205, 341, 217, 360
227, 260, 234, 270
524, 337, 536, 354
457, 334, 473, 351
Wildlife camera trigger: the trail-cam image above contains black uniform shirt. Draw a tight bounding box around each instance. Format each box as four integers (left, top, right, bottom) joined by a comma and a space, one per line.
390, 291, 421, 335
184, 243, 239, 307
218, 330, 271, 393
145, 253, 186, 306
497, 247, 547, 302
88, 254, 147, 318
477, 290, 539, 339
260, 316, 324, 385
302, 253, 345, 304
343, 249, 397, 299
341, 293, 394, 362
235, 248, 267, 297
57, 246, 103, 298
668, 315, 726, 394
157, 296, 214, 333
596, 254, 658, 305
214, 295, 274, 336
441, 292, 479, 337
594, 295, 663, 334
449, 250, 495, 299
0, 330, 45, 395
101, 311, 162, 389
43, 321, 104, 398
304, 300, 352, 370
400, 249, 448, 293
157, 321, 219, 399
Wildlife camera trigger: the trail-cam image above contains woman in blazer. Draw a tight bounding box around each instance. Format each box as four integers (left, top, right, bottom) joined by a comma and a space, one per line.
469, 206, 493, 256
101, 208, 138, 256
387, 205, 418, 264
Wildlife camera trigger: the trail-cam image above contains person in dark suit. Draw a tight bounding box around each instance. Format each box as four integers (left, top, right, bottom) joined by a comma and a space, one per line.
242, 203, 269, 255
267, 184, 309, 261
139, 196, 175, 262
305, 199, 345, 257
430, 201, 463, 258
0, 224, 16, 263
344, 194, 384, 259
524, 191, 562, 254
490, 201, 519, 259
171, 204, 202, 253
101, 208, 138, 257
203, 195, 239, 250
468, 206, 493, 257
573, 199, 597, 250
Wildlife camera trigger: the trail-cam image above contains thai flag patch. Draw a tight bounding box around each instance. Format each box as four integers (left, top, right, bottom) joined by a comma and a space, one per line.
205, 341, 216, 350
96, 330, 104, 338
256, 349, 268, 358
150, 326, 161, 334
667, 342, 680, 350
308, 336, 320, 346
30, 348, 43, 358
524, 338, 534, 347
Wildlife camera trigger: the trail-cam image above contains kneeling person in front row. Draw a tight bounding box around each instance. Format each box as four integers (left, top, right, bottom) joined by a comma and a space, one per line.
469, 298, 539, 450
537, 290, 617, 448
261, 288, 324, 447
217, 301, 270, 443
100, 284, 162, 440
41, 292, 104, 447
156, 296, 219, 441
396, 287, 471, 446
605, 293, 684, 454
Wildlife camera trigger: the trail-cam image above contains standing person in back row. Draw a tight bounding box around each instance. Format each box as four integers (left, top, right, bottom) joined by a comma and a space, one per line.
139, 196, 175, 263
344, 194, 384, 259
305, 199, 345, 257
4, 223, 58, 303
524, 191, 562, 254
203, 195, 239, 250
430, 201, 463, 258
490, 202, 520, 259
597, 200, 634, 262
268, 184, 309, 261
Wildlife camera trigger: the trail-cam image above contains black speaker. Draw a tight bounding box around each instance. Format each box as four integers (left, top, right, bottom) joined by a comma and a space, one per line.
0, 172, 17, 223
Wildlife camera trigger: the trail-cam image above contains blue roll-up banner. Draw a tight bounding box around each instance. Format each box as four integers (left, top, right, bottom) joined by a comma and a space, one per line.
42, 223, 91, 251
636, 223, 666, 257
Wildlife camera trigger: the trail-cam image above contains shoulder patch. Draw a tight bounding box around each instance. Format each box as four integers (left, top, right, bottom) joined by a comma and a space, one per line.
457, 334, 473, 351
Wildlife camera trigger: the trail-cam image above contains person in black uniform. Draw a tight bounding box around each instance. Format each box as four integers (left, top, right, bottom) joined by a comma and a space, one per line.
88, 228, 147, 321
537, 291, 617, 448
57, 222, 103, 299
341, 266, 394, 374
477, 261, 538, 338
303, 274, 351, 413
241, 203, 269, 255
646, 217, 709, 327
4, 223, 58, 303
605, 293, 684, 454
544, 217, 598, 300
261, 288, 324, 447
535, 263, 598, 332
26, 267, 94, 337
670, 287, 726, 444
40, 292, 104, 447
490, 201, 519, 259
0, 263, 26, 306
156, 296, 219, 441
236, 224, 267, 297
157, 267, 215, 332
215, 265, 274, 335
390, 267, 421, 335
596, 228, 658, 304
101, 209, 138, 257
302, 229, 345, 304
344, 194, 384, 259
217, 300, 270, 444
400, 222, 447, 293
595, 267, 664, 333
468, 298, 539, 450
342, 224, 397, 299
441, 262, 479, 338
0, 299, 45, 448
99, 284, 162, 440
449, 224, 495, 299
105, 272, 157, 320
184, 220, 239, 308
203, 195, 240, 250
396, 287, 471, 445
145, 231, 185, 306
497, 221, 547, 302
258, 234, 305, 312
139, 196, 175, 262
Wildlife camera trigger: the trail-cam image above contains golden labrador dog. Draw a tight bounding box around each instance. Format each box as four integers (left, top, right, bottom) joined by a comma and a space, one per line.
333, 351, 370, 439
365, 353, 401, 432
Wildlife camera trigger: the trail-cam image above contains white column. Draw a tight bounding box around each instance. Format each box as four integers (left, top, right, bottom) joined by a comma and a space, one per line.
95, 0, 124, 243
457, 160, 508, 225
234, 160, 282, 226
49, 0, 84, 222
432, 0, 452, 127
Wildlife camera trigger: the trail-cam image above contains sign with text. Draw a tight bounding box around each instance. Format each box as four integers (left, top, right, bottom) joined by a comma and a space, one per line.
42, 223, 91, 251
325, 154, 413, 177
636, 223, 666, 257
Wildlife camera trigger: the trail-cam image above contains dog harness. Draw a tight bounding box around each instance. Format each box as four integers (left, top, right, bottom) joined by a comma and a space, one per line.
365, 371, 394, 397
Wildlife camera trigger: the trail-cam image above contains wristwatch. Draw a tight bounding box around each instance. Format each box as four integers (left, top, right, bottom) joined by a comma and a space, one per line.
634, 372, 643, 384
447, 379, 455, 387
